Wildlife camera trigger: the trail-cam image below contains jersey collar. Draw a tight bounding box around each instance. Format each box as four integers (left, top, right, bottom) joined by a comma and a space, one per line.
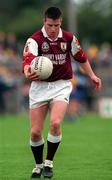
41, 26, 62, 41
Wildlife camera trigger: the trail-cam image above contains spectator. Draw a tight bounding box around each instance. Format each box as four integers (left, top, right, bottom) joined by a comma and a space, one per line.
5, 32, 19, 56
98, 43, 112, 67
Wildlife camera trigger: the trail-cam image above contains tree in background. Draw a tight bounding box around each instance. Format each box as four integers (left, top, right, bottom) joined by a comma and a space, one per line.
76, 0, 112, 45
0, 0, 112, 46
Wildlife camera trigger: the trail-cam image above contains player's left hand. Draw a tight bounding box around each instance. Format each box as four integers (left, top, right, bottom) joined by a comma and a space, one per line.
91, 75, 102, 91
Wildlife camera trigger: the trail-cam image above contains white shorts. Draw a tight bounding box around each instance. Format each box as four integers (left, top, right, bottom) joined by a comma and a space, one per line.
29, 80, 72, 109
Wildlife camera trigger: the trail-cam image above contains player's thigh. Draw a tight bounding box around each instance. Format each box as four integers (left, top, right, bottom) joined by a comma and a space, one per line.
50, 101, 68, 124
30, 104, 49, 131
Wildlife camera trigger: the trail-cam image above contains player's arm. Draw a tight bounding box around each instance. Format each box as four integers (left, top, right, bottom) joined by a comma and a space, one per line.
79, 60, 102, 90
23, 38, 39, 80
71, 35, 102, 91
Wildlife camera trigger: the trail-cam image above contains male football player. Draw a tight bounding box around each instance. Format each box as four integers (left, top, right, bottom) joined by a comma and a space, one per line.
23, 7, 102, 178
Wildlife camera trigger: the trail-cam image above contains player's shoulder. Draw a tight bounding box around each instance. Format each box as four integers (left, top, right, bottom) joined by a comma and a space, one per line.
30, 30, 43, 41
24, 31, 43, 48
62, 29, 74, 41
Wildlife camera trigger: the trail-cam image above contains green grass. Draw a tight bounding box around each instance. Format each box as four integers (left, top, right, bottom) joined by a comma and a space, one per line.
0, 112, 112, 180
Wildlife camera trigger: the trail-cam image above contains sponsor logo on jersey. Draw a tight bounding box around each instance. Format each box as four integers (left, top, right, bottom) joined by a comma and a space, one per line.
42, 42, 49, 52
50, 42, 57, 45
60, 42, 67, 52
42, 53, 67, 65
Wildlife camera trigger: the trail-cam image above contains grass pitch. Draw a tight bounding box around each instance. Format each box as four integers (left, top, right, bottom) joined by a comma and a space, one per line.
0, 113, 112, 180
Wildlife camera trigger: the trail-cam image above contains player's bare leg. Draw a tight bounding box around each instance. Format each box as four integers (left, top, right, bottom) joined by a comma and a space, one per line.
43, 101, 68, 178
30, 104, 49, 178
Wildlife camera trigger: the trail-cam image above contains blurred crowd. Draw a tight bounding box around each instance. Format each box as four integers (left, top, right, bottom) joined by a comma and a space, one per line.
0, 31, 24, 113
67, 43, 112, 121
0, 31, 112, 118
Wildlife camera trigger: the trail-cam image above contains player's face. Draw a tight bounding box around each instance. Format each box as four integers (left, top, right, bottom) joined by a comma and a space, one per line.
44, 17, 62, 40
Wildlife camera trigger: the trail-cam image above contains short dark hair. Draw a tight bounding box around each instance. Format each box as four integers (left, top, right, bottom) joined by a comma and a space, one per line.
44, 7, 62, 20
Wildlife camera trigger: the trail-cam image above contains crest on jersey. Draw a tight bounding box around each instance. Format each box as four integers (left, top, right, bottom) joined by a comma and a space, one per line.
42, 42, 49, 52
60, 42, 67, 52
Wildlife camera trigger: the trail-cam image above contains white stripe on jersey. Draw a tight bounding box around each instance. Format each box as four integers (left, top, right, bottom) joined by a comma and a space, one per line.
24, 38, 38, 56
71, 35, 81, 56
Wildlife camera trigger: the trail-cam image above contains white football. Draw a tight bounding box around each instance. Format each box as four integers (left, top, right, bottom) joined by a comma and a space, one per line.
30, 56, 53, 80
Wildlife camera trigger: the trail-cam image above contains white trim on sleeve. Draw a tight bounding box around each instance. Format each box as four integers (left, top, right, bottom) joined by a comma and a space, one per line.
71, 35, 81, 56
24, 38, 38, 56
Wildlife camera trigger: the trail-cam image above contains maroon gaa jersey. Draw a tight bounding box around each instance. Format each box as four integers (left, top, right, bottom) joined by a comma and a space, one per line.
23, 27, 87, 81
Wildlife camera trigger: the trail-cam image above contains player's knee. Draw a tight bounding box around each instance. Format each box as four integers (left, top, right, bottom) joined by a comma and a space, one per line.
50, 119, 61, 132
31, 129, 41, 141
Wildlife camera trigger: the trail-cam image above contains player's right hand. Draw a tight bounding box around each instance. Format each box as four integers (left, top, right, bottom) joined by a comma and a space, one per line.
24, 65, 40, 81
